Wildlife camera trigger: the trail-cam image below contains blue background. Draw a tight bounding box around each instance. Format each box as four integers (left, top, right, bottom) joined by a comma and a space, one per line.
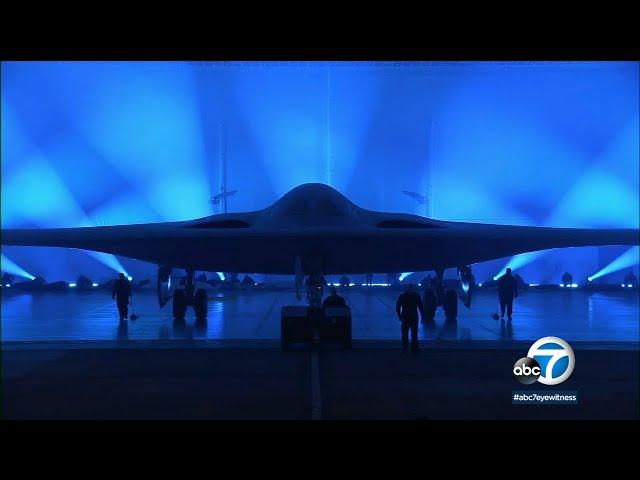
2, 61, 638, 284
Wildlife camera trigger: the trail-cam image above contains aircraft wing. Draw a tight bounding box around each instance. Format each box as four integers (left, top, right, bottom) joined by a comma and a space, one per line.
420, 222, 639, 268
2, 219, 638, 274
2, 183, 638, 274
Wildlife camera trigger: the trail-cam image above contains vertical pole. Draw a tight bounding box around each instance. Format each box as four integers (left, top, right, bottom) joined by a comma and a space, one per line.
326, 65, 332, 187
219, 122, 228, 214
426, 120, 434, 218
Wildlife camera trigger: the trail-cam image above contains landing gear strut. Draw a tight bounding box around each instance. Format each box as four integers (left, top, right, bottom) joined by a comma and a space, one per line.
457, 265, 475, 309
422, 268, 458, 321
171, 268, 208, 321
306, 273, 325, 307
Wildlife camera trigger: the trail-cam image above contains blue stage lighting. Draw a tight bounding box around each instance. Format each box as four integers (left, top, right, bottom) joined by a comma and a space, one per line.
399, 272, 413, 281
494, 251, 546, 281
5, 284, 10, 288
217, 272, 225, 281
2, 61, 638, 286
92, 282, 99, 287
589, 246, 639, 282
69, 283, 77, 287
86, 251, 129, 277
1, 254, 36, 280
127, 275, 133, 281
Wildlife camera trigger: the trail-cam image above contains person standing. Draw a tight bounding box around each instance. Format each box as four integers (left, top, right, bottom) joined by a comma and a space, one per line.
112, 273, 132, 322
395, 284, 425, 353
497, 268, 518, 321
323, 286, 347, 308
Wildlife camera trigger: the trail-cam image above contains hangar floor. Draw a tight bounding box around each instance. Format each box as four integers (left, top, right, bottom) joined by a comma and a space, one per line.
1, 287, 638, 344
2, 288, 638, 419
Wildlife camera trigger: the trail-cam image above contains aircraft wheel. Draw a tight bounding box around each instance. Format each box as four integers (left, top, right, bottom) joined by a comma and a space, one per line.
194, 288, 208, 320
173, 289, 187, 320
443, 289, 458, 320
423, 288, 437, 321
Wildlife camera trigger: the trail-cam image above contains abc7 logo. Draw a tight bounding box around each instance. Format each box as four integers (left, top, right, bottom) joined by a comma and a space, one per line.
513, 336, 575, 385
513, 357, 541, 384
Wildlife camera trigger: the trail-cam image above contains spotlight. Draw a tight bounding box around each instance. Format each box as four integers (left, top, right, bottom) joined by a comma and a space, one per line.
127, 276, 133, 281
628, 284, 633, 288
399, 272, 413, 282
571, 283, 578, 288
478, 283, 483, 287
1, 254, 36, 281
589, 246, 639, 282
92, 283, 99, 287
4, 284, 10, 288
69, 283, 77, 288
560, 284, 565, 287
529, 283, 539, 287
621, 283, 626, 287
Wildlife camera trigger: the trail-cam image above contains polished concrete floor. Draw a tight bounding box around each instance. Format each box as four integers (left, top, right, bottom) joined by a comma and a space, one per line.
3, 286, 638, 419
1, 286, 638, 344
3, 346, 637, 419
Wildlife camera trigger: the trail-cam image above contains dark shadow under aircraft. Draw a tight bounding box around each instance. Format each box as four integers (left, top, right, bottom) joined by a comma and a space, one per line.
3, 183, 638, 314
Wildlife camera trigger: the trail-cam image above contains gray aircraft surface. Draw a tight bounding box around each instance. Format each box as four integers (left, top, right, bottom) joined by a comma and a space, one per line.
2, 183, 638, 317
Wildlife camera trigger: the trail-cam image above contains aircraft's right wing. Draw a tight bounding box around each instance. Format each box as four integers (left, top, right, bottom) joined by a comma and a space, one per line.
432, 222, 640, 268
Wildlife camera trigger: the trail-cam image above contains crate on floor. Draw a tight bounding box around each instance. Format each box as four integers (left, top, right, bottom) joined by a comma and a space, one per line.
318, 307, 352, 349
281, 306, 314, 350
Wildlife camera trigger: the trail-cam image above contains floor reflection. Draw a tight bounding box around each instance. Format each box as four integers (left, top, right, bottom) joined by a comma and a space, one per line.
1, 289, 638, 343
116, 320, 128, 341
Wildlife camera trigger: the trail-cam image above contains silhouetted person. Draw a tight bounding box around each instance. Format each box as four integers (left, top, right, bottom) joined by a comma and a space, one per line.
112, 273, 132, 322
323, 286, 347, 308
498, 268, 518, 321
395, 284, 425, 353
562, 272, 573, 286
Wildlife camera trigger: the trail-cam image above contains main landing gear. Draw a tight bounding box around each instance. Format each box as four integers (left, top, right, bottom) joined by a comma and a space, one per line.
161, 267, 208, 321
422, 268, 458, 321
